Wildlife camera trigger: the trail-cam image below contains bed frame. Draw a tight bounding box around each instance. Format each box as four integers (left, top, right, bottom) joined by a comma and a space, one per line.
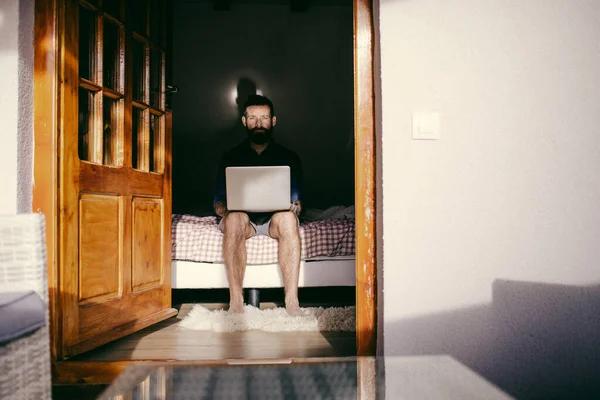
171, 256, 356, 307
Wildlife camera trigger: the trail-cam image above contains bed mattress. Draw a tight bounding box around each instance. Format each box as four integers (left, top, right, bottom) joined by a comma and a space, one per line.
172, 214, 355, 265
172, 258, 356, 288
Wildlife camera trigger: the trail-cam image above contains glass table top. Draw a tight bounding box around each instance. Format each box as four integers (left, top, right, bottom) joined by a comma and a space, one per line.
98, 356, 513, 399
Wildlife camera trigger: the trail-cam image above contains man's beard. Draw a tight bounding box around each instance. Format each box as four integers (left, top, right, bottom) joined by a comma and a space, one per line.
247, 127, 272, 145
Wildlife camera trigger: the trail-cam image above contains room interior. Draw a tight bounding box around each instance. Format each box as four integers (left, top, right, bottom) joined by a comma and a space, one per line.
73, 0, 359, 359
166, 0, 359, 337
168, 0, 358, 308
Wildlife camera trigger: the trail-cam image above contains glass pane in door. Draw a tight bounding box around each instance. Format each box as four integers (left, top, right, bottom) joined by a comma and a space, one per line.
129, 0, 148, 36
149, 113, 162, 172
78, 88, 94, 161
79, 5, 96, 81
103, 97, 119, 165
103, 0, 122, 20
132, 107, 143, 169
103, 20, 121, 90
132, 39, 145, 102
150, 49, 162, 108
149, 0, 163, 45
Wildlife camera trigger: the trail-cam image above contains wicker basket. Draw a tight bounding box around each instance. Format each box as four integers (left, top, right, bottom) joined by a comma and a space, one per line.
0, 214, 51, 400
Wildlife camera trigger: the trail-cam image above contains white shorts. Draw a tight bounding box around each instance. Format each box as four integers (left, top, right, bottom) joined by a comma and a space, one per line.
218, 212, 298, 238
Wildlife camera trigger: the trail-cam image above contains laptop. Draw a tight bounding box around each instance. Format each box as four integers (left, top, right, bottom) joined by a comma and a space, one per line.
226, 166, 291, 212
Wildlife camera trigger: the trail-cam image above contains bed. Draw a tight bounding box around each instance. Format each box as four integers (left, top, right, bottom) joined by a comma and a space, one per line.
171, 207, 356, 295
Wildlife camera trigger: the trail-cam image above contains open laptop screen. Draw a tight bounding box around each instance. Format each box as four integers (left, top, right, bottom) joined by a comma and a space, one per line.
225, 166, 291, 212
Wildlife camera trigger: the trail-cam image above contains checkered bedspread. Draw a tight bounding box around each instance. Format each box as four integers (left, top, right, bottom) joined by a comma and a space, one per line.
171, 214, 355, 265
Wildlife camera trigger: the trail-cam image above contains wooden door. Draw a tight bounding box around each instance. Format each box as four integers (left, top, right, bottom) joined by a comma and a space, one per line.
57, 0, 176, 358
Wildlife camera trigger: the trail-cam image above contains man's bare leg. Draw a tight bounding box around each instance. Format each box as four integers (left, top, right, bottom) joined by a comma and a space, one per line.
222, 212, 254, 313
270, 211, 303, 316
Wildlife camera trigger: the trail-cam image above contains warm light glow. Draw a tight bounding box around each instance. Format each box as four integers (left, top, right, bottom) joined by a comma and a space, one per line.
229, 85, 237, 105
229, 83, 263, 106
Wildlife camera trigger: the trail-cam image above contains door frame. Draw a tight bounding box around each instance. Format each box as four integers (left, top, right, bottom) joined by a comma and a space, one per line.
353, 0, 377, 356
33, 0, 60, 359
32, 0, 377, 361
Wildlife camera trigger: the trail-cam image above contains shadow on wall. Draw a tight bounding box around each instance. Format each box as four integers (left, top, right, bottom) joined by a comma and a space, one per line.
173, 77, 257, 216
386, 280, 600, 399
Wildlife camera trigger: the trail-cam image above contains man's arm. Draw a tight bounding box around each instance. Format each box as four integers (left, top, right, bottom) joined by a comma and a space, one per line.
290, 152, 303, 216
290, 200, 302, 216
215, 200, 228, 217
214, 156, 227, 216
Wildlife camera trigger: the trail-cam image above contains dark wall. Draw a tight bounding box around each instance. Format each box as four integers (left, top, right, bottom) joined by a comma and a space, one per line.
172, 2, 354, 215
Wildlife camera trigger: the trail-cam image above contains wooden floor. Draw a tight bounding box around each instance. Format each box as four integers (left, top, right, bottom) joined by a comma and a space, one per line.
71, 303, 357, 362
53, 302, 356, 398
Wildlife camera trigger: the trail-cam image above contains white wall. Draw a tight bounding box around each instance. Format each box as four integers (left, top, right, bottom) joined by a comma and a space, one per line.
378, 0, 600, 398
0, 0, 20, 214
0, 0, 34, 214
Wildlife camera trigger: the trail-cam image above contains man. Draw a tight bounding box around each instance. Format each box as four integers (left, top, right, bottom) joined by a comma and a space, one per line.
214, 95, 304, 315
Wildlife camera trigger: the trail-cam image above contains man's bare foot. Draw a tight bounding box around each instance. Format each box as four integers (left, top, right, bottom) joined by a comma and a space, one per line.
229, 302, 244, 314
286, 305, 304, 316
285, 299, 304, 316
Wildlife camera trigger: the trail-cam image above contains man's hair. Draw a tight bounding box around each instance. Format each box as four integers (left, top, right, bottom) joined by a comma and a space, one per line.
243, 94, 275, 117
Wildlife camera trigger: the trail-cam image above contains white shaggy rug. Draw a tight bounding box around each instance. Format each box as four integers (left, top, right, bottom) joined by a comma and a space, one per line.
179, 305, 356, 332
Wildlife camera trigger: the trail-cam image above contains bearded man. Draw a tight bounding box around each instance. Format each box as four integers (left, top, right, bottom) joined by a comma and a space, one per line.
213, 95, 304, 315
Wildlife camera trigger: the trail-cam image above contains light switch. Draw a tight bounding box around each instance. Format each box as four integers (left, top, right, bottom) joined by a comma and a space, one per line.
412, 112, 440, 140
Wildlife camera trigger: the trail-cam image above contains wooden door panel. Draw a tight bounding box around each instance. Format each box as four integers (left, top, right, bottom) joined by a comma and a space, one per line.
79, 194, 122, 304
78, 286, 167, 342
54, 0, 175, 359
132, 197, 163, 291
80, 164, 163, 195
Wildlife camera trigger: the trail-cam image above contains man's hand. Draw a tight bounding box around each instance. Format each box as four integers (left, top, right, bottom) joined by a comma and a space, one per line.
215, 200, 228, 217
290, 200, 302, 216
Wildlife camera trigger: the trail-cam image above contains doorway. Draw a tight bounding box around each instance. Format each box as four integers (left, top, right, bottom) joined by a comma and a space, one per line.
170, 0, 355, 338
32, 0, 375, 382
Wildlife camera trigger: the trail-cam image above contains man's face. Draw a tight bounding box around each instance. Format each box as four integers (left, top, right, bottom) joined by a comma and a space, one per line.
242, 105, 276, 145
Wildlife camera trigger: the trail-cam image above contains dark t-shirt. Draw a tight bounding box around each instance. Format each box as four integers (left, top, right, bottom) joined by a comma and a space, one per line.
214, 139, 303, 222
